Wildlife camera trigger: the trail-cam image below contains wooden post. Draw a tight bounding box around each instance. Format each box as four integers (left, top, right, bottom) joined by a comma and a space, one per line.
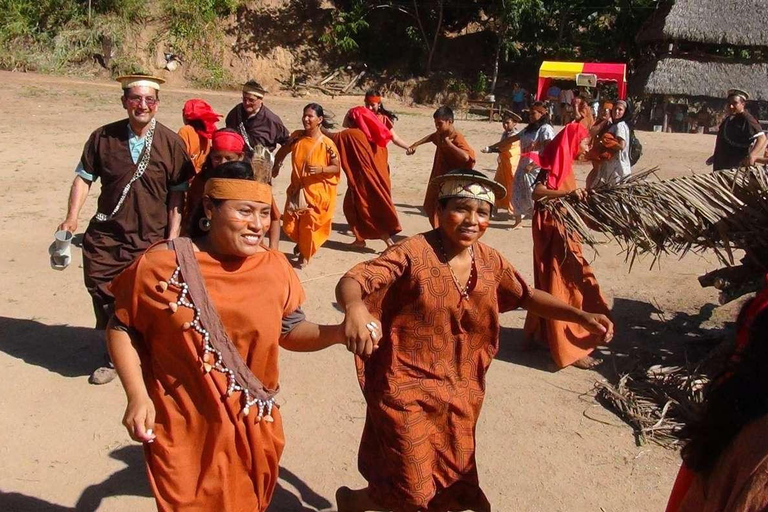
88, 0, 92, 25
662, 99, 669, 133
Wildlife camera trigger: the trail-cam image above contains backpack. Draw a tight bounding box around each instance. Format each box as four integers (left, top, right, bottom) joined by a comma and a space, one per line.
629, 128, 643, 166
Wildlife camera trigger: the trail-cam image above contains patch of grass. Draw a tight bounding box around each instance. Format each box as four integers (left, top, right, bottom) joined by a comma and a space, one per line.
188, 50, 232, 90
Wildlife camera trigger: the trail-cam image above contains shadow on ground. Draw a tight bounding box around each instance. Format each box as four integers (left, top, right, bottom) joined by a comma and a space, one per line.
0, 443, 332, 511
0, 316, 104, 378
494, 296, 730, 379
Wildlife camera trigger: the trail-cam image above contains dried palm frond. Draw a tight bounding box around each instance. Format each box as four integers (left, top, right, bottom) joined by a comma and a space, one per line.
545, 166, 768, 269
595, 364, 707, 447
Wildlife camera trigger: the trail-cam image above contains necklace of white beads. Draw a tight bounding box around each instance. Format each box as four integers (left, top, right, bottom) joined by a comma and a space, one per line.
159, 266, 276, 422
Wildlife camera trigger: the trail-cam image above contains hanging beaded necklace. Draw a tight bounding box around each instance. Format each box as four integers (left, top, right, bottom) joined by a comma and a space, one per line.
437, 235, 475, 301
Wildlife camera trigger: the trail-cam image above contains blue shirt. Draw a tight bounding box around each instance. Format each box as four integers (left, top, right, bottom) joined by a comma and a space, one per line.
76, 125, 145, 182
75, 123, 189, 191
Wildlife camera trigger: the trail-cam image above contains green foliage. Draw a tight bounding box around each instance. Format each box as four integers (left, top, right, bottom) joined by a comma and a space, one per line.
473, 71, 488, 95
162, 0, 243, 40
320, 0, 369, 55
187, 50, 232, 89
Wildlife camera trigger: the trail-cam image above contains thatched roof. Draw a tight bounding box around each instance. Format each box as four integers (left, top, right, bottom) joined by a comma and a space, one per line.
631, 56, 768, 100
637, 0, 768, 47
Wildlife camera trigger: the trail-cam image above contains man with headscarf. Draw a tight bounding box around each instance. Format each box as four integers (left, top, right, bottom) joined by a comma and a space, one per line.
57, 74, 194, 384
708, 89, 767, 171
225, 80, 290, 153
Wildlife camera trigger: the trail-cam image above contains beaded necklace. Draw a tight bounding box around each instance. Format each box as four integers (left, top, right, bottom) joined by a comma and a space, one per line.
437, 236, 475, 301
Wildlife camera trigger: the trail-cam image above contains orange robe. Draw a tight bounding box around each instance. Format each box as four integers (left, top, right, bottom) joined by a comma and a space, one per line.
344, 231, 532, 511
523, 171, 611, 368
329, 128, 401, 241
668, 416, 768, 512
110, 246, 304, 512
282, 131, 340, 261
493, 138, 521, 211
177, 125, 211, 173
422, 131, 476, 226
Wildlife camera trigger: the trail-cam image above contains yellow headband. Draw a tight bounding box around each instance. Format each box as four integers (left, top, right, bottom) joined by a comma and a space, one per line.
204, 178, 272, 204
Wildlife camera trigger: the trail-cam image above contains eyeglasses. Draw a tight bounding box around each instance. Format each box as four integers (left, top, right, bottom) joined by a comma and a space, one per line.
126, 95, 159, 107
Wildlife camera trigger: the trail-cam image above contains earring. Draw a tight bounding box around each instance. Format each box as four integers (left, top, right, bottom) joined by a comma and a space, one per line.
199, 217, 211, 232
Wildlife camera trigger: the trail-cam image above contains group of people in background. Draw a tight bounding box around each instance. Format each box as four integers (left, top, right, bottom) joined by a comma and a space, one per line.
54, 73, 768, 511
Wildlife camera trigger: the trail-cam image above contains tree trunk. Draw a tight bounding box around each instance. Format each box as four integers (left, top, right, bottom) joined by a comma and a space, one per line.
557, 5, 570, 46
426, 0, 444, 74
490, 28, 504, 93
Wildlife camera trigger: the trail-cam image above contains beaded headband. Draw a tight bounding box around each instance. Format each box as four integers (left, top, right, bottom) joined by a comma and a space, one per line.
437, 178, 497, 205
204, 178, 272, 204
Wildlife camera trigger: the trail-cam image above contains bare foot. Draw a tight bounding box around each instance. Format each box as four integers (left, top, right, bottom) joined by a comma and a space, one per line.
572, 355, 602, 370
298, 256, 308, 269
383, 237, 394, 248
350, 239, 367, 248
336, 486, 387, 512
509, 214, 523, 229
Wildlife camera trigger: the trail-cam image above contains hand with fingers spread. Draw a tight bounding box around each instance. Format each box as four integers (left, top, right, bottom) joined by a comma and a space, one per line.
342, 301, 381, 357
122, 394, 156, 444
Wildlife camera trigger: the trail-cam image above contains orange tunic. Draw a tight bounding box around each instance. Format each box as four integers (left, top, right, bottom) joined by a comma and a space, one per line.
110, 246, 304, 512
422, 132, 476, 226
344, 231, 531, 511
177, 125, 211, 173
329, 128, 401, 241
282, 131, 340, 261
493, 139, 521, 211
668, 416, 768, 512
523, 171, 611, 368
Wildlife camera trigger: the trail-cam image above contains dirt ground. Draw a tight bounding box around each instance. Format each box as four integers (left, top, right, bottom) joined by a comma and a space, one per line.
0, 71, 743, 511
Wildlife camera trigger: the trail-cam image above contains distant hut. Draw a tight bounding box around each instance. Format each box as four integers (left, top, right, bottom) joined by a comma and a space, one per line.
632, 0, 768, 132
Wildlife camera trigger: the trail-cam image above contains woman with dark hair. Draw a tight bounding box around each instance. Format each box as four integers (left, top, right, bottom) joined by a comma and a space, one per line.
184, 129, 282, 250
273, 103, 341, 267
106, 160, 348, 511
482, 102, 554, 226
324, 106, 401, 249
364, 90, 409, 150
334, 168, 613, 512
666, 282, 768, 511
590, 100, 632, 187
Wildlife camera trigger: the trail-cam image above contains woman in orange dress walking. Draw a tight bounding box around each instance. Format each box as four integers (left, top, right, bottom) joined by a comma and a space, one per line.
107, 161, 347, 511
335, 169, 613, 511
326, 106, 401, 249
273, 103, 341, 268
524, 122, 612, 369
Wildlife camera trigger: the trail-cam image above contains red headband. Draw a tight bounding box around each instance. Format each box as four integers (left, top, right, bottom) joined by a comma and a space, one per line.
365, 95, 382, 103
212, 130, 245, 153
